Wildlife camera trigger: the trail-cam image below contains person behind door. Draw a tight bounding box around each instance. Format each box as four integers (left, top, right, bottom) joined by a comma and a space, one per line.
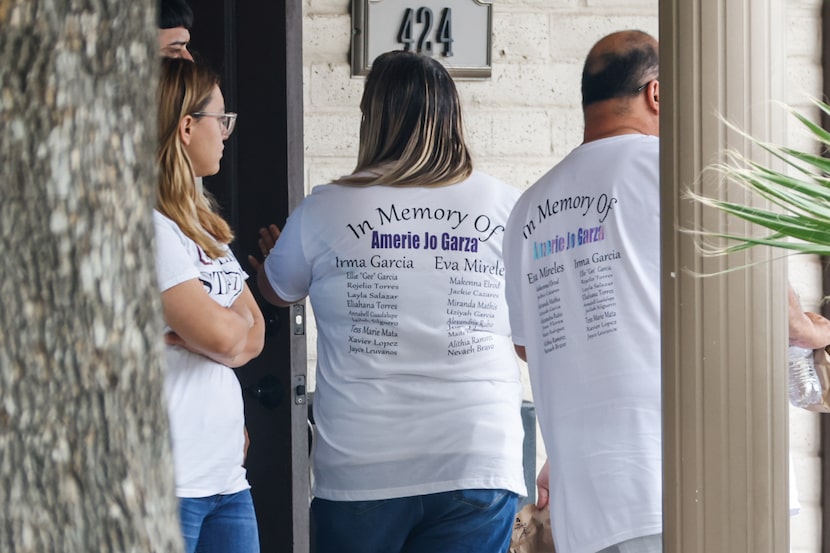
503, 31, 662, 553
158, 0, 194, 60
157, 0, 254, 462
252, 50, 526, 553
154, 57, 264, 553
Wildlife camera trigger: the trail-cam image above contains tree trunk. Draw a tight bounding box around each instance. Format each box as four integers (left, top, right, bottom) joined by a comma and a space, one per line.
0, 1, 182, 551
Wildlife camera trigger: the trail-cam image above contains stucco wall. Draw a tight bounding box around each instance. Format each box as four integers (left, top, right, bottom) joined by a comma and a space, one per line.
301, 1, 823, 550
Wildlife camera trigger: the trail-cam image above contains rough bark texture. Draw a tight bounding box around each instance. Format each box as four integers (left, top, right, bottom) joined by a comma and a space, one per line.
0, 1, 182, 551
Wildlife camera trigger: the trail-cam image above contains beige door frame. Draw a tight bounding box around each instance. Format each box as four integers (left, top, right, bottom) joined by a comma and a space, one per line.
660, 0, 790, 551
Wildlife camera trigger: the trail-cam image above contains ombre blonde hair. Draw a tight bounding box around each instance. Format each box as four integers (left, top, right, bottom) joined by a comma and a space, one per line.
335, 51, 472, 187
157, 58, 233, 258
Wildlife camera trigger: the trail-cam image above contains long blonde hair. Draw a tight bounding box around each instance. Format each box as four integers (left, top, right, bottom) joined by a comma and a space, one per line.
157, 58, 233, 258
335, 51, 472, 187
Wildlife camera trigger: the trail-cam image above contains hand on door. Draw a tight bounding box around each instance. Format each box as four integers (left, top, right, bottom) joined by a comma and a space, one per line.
247, 223, 282, 273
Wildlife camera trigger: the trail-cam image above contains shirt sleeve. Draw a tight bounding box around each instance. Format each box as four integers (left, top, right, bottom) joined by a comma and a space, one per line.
503, 209, 526, 347
264, 202, 313, 302
153, 212, 200, 293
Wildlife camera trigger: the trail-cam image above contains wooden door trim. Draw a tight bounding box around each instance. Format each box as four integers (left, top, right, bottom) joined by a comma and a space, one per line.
286, 0, 310, 551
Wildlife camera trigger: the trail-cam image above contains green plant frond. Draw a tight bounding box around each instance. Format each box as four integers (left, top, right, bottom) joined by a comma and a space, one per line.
719, 116, 759, 142
687, 223, 830, 255
687, 193, 830, 247
690, 106, 830, 263
788, 106, 830, 147
728, 170, 830, 217
719, 116, 798, 160
715, 205, 829, 239
711, 234, 830, 255
685, 231, 775, 256
744, 157, 830, 190
719, 148, 754, 171
811, 97, 830, 112
810, 98, 830, 126
715, 127, 817, 182
721, 110, 830, 178
754, 140, 820, 178
717, 170, 825, 218
739, 163, 824, 195
680, 249, 799, 278
678, 221, 788, 256
711, 205, 823, 238
777, 146, 830, 174
711, 151, 830, 217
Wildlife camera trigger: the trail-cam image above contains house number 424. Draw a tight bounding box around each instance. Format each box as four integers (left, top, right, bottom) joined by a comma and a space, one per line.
397, 7, 454, 57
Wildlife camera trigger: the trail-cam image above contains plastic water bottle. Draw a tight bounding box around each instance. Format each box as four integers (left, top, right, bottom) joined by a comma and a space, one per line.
788, 346, 822, 408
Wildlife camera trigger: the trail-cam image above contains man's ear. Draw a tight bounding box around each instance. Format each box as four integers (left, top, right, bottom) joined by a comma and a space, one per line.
647, 80, 660, 115
179, 115, 194, 146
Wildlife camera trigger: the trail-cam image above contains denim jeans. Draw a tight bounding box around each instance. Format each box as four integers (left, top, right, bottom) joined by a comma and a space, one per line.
178, 489, 260, 553
597, 533, 663, 553
311, 489, 518, 553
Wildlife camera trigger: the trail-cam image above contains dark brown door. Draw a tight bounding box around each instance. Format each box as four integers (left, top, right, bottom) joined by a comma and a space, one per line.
187, 2, 308, 552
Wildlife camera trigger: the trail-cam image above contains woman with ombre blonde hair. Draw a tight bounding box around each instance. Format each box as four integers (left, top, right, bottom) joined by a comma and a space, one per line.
253, 51, 526, 553
154, 57, 263, 553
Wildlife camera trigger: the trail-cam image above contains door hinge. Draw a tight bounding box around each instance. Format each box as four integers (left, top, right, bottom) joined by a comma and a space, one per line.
292, 304, 305, 335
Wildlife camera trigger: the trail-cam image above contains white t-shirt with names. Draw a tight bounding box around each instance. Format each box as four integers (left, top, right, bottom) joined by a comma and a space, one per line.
265, 172, 527, 501
504, 135, 662, 553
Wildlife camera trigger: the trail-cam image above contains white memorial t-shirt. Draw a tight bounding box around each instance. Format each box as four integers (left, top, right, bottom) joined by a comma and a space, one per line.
153, 210, 249, 498
504, 135, 661, 553
265, 171, 527, 501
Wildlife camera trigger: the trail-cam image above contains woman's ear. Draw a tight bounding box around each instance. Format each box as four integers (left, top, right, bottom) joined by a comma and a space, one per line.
179, 115, 194, 146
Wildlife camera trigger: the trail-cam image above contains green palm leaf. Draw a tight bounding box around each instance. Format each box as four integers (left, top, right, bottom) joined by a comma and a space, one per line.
693, 100, 830, 256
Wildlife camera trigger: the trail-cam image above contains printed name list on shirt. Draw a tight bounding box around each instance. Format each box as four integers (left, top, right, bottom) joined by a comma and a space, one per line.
340, 202, 506, 357
521, 192, 622, 352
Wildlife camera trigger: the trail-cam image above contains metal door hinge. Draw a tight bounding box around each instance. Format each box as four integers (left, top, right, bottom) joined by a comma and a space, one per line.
292, 304, 305, 335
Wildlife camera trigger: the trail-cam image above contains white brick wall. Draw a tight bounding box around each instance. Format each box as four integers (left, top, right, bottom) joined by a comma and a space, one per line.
303, 2, 659, 200
301, 3, 823, 549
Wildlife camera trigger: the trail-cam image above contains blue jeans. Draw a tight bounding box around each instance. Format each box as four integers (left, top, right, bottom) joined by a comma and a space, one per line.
178, 489, 260, 553
311, 489, 518, 553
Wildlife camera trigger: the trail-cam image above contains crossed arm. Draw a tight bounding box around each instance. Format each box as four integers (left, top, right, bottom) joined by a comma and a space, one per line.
162, 279, 265, 368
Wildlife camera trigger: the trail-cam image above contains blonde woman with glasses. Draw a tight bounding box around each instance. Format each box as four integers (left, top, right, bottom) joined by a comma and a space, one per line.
154, 57, 263, 553
253, 51, 526, 553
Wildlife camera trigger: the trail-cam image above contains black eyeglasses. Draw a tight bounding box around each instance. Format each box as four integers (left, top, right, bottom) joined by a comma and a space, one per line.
191, 112, 238, 138
634, 80, 654, 94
